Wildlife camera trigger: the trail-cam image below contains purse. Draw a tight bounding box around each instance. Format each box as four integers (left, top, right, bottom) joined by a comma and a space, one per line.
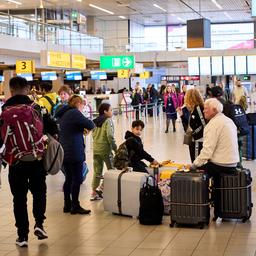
183, 127, 193, 145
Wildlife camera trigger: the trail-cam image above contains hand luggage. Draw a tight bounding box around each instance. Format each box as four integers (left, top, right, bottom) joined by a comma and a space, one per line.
170, 171, 210, 229
139, 176, 164, 225
242, 125, 256, 160
103, 169, 149, 217
212, 168, 253, 222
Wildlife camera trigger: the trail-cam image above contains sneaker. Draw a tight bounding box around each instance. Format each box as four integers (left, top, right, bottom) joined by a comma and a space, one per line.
71, 206, 91, 215
95, 189, 103, 198
165, 129, 168, 133
90, 194, 102, 201
63, 206, 71, 213
15, 237, 28, 247
173, 128, 176, 132
34, 225, 48, 240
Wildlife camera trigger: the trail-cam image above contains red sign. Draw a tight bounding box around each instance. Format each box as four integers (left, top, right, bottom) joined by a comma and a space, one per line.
180, 76, 200, 81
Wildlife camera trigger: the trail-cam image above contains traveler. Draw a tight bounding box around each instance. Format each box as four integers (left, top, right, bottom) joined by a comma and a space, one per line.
179, 89, 206, 162
191, 98, 239, 185
56, 95, 95, 214
0, 77, 58, 247
91, 103, 117, 201
164, 84, 178, 133
38, 83, 58, 115
233, 79, 248, 105
124, 120, 159, 172
178, 85, 187, 107
131, 86, 144, 120
53, 85, 72, 116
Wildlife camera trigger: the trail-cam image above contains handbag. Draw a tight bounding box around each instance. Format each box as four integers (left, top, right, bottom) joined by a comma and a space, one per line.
183, 127, 193, 145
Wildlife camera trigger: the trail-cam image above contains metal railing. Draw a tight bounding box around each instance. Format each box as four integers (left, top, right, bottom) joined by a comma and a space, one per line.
0, 12, 104, 53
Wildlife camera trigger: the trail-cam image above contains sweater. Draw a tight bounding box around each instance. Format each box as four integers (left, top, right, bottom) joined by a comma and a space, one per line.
93, 117, 117, 155
193, 113, 239, 167
56, 106, 95, 162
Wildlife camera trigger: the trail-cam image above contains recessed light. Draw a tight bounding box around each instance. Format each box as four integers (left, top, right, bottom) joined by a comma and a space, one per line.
6, 0, 22, 5
89, 4, 114, 15
153, 4, 167, 12
119, 16, 126, 19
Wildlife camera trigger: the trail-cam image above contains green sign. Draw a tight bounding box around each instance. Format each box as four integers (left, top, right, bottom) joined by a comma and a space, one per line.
100, 56, 135, 69
71, 11, 78, 20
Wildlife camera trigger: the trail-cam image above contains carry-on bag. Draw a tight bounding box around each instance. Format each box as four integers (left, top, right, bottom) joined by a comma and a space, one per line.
103, 169, 149, 217
212, 168, 253, 222
139, 176, 164, 225
170, 171, 210, 229
242, 125, 256, 160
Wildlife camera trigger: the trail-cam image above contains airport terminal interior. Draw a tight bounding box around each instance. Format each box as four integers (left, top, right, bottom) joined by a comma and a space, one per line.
0, 0, 256, 255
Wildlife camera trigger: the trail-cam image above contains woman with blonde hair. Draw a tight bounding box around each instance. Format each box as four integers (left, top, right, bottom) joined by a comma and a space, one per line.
179, 89, 206, 162
56, 95, 95, 214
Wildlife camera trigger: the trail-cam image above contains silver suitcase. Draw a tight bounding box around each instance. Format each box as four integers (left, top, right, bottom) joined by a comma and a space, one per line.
103, 170, 149, 218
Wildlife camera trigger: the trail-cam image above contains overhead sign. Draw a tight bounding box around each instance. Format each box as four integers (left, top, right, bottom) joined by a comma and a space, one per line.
72, 54, 86, 69
118, 69, 130, 78
41, 51, 71, 68
100, 55, 135, 69
16, 60, 35, 74
139, 71, 151, 79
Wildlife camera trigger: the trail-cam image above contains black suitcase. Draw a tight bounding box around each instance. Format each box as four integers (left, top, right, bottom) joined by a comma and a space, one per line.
213, 168, 253, 222
169, 171, 210, 229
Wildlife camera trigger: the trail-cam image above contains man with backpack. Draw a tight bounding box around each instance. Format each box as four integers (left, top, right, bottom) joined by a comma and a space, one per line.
38, 83, 58, 115
0, 77, 58, 247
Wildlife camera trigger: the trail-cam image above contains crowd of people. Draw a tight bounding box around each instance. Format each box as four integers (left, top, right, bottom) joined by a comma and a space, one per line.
0, 76, 253, 247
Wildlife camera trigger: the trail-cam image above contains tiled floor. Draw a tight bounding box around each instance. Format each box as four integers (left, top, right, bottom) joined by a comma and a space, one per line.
0, 115, 256, 256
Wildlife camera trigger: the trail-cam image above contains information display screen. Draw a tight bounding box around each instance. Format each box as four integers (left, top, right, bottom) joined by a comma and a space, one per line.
199, 57, 211, 75
90, 71, 107, 80
66, 71, 82, 81
17, 73, 33, 81
247, 55, 256, 74
188, 57, 199, 76
235, 56, 247, 75
41, 72, 57, 81
211, 56, 223, 75
223, 56, 235, 75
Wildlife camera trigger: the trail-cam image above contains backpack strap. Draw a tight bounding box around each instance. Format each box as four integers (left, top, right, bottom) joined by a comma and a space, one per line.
43, 96, 55, 113
117, 170, 128, 215
196, 106, 206, 127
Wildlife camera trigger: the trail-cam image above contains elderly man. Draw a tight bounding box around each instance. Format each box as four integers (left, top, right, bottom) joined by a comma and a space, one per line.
191, 98, 239, 183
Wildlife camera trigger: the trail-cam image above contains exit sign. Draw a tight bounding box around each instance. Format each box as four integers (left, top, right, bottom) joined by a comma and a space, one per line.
100, 56, 135, 69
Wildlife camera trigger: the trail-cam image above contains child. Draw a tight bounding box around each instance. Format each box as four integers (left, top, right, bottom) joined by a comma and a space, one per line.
125, 120, 159, 172
91, 103, 117, 201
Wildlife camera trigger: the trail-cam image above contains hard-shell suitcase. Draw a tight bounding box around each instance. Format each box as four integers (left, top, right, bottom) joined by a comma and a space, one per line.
103, 170, 149, 217
213, 168, 253, 222
170, 171, 210, 229
242, 125, 256, 160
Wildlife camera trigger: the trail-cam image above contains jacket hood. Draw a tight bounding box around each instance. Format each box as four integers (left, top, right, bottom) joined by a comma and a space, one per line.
125, 130, 139, 140
93, 115, 107, 128
55, 105, 71, 119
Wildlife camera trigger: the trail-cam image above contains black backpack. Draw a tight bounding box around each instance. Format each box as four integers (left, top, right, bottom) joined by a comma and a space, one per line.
223, 102, 250, 136
139, 176, 164, 225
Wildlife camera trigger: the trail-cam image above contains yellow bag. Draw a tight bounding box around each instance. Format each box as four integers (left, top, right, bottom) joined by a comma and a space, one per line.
160, 170, 176, 180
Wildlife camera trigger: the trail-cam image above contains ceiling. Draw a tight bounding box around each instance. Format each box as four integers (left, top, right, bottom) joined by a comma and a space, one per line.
0, 0, 253, 25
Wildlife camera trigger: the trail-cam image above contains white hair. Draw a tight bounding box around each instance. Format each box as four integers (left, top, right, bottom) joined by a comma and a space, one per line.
204, 98, 223, 113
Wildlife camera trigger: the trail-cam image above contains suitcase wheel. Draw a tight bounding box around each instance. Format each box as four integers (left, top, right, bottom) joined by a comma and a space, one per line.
199, 223, 205, 229
169, 221, 175, 228
212, 216, 218, 222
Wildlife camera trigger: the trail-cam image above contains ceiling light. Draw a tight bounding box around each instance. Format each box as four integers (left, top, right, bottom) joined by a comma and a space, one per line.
211, 0, 222, 10
6, 0, 22, 5
119, 16, 126, 19
89, 4, 114, 14
77, 0, 82, 1
224, 11, 232, 20
153, 4, 167, 12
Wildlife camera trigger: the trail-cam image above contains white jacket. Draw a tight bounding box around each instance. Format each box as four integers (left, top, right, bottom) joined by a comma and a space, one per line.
193, 113, 239, 167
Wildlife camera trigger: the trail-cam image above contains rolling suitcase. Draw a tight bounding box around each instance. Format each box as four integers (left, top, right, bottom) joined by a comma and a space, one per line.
103, 170, 149, 218
212, 168, 253, 222
170, 171, 210, 229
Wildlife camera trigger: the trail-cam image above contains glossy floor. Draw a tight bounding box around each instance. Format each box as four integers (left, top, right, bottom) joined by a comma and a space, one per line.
0, 116, 255, 256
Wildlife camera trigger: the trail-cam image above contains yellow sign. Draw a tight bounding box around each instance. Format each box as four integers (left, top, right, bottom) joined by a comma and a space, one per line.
140, 71, 151, 79
72, 54, 86, 69
16, 60, 35, 74
47, 51, 71, 68
118, 69, 130, 78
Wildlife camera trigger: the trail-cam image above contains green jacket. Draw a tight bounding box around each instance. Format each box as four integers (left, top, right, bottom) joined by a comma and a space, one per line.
93, 118, 117, 155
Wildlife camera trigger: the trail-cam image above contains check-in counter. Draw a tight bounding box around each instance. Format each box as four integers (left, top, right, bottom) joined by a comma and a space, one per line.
86, 94, 120, 112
